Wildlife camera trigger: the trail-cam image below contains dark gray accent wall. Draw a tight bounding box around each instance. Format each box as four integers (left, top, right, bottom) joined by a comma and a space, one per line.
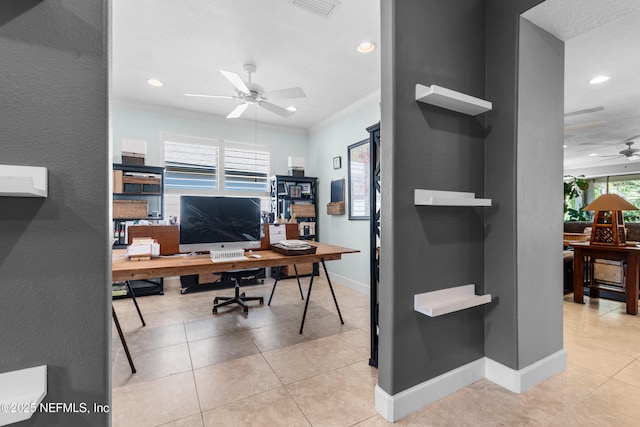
0, 1, 110, 426
484, 0, 545, 369
516, 18, 564, 367
380, 0, 562, 397
380, 0, 488, 395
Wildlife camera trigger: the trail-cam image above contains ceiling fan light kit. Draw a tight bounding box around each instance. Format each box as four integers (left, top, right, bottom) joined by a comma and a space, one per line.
185, 63, 306, 120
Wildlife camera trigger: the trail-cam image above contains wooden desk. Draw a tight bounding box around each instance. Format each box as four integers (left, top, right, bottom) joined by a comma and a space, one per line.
571, 242, 640, 315
113, 242, 359, 332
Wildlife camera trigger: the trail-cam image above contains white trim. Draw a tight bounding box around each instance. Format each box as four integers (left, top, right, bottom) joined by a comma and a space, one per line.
309, 89, 381, 134
485, 349, 567, 393
324, 269, 369, 295
375, 351, 566, 422
375, 359, 485, 422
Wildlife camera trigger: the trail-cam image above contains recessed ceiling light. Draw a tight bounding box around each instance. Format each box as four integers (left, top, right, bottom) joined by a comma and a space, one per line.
589, 75, 610, 84
146, 78, 164, 87
357, 41, 375, 53
588, 153, 599, 157
286, 106, 297, 112
563, 145, 568, 148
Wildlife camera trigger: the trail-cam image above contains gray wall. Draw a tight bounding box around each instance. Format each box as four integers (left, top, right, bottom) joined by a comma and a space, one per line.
0, 1, 110, 426
380, 0, 562, 396
516, 18, 564, 367
380, 0, 488, 394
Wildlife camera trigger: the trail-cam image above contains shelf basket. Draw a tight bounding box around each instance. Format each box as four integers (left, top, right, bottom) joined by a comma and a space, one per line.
113, 200, 148, 219
327, 201, 345, 215
292, 203, 316, 218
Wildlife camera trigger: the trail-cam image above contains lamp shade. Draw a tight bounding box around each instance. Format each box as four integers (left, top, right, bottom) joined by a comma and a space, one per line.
582, 194, 638, 211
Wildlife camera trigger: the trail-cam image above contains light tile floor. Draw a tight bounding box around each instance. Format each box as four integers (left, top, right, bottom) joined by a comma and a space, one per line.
112, 276, 640, 426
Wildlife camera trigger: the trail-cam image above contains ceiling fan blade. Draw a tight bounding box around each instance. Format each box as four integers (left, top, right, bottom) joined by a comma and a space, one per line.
220, 70, 250, 94
259, 101, 294, 118
227, 103, 248, 119
564, 106, 604, 117
622, 134, 640, 142
184, 93, 236, 99
564, 121, 606, 132
263, 87, 306, 99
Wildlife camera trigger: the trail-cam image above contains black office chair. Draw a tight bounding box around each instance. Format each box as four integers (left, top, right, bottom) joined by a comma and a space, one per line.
213, 268, 264, 314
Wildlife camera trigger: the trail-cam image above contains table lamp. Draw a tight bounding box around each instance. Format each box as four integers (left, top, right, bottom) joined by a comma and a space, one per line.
582, 194, 638, 246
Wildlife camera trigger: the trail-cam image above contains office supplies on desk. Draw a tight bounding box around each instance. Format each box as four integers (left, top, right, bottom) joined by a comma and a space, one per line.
271, 240, 317, 256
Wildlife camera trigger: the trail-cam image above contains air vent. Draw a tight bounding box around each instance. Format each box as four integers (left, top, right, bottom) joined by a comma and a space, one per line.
290, 0, 339, 16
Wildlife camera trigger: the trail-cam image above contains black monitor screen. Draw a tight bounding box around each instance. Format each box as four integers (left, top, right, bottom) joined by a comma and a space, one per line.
179, 196, 261, 252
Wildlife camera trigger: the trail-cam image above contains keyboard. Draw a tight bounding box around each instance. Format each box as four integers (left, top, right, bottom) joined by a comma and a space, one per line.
209, 249, 247, 263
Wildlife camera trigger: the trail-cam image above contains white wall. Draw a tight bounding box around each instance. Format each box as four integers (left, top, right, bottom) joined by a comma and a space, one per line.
307, 99, 381, 291
112, 100, 379, 291
112, 102, 308, 173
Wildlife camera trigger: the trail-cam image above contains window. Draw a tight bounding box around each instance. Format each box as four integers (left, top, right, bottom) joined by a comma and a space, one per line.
161, 134, 272, 218
592, 174, 640, 222
223, 146, 270, 192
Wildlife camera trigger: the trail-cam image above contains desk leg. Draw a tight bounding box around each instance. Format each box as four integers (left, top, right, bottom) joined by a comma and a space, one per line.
113, 305, 136, 374
626, 253, 639, 315
126, 281, 146, 327
299, 272, 315, 334
267, 266, 282, 305
293, 265, 304, 300
573, 249, 585, 304
322, 260, 344, 326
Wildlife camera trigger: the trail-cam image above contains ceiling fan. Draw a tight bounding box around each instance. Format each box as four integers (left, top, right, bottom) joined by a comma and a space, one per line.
185, 64, 306, 119
600, 138, 640, 161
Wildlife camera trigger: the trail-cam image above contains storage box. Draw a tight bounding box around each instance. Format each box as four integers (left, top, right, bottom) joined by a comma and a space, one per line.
292, 203, 316, 218
127, 225, 179, 255
113, 200, 148, 219
327, 201, 345, 215
281, 263, 314, 276
122, 155, 145, 166
122, 176, 161, 193
288, 168, 304, 177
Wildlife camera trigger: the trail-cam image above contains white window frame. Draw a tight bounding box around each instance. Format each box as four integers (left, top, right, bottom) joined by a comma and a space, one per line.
160, 132, 273, 218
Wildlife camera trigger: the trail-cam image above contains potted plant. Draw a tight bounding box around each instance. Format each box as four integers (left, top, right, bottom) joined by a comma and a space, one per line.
564, 175, 590, 221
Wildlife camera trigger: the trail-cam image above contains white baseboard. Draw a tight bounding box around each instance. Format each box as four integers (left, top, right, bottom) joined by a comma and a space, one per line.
485, 349, 567, 393
375, 351, 566, 422
375, 359, 485, 422
323, 269, 369, 295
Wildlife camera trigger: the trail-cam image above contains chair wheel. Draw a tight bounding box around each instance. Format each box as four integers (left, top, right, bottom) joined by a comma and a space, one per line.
259, 298, 264, 305
243, 307, 248, 314
240, 292, 246, 298
212, 308, 217, 314
214, 297, 219, 303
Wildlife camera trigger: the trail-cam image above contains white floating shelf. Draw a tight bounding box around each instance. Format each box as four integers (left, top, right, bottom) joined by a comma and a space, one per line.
0, 365, 47, 426
414, 189, 491, 207
0, 165, 48, 197
414, 284, 491, 317
415, 84, 492, 116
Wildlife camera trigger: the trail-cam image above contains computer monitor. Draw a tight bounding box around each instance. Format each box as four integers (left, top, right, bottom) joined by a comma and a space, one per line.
179, 196, 261, 253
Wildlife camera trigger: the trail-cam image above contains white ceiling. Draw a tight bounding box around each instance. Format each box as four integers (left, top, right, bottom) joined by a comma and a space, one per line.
524, 0, 640, 172
112, 1, 640, 171
112, 0, 380, 132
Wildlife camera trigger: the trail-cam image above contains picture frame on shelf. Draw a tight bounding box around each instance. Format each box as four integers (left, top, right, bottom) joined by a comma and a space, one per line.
289, 184, 302, 198
300, 183, 312, 197
277, 182, 287, 195
333, 156, 342, 170
348, 139, 370, 220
